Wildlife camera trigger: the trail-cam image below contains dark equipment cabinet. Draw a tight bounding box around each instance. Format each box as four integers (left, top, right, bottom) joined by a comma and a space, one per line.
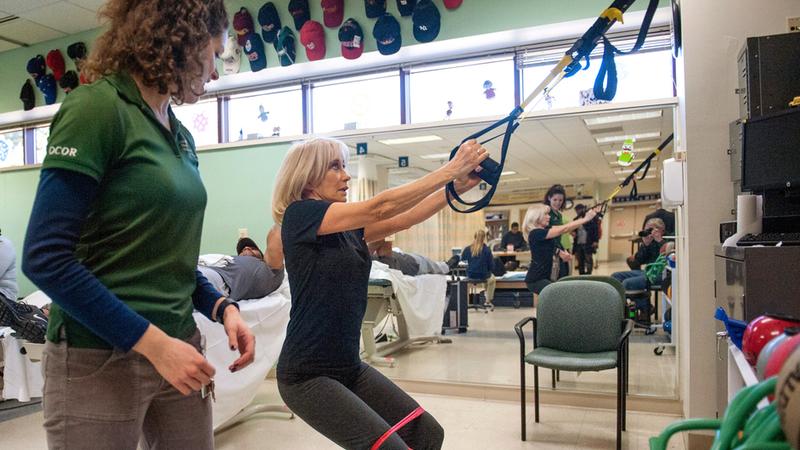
713, 245, 800, 418
442, 279, 468, 334
737, 32, 800, 120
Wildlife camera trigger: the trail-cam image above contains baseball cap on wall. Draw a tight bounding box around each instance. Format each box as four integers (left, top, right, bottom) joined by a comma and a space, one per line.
243, 33, 267, 72
373, 13, 401, 56
288, 0, 311, 31
364, 0, 386, 19
233, 7, 256, 46
26, 55, 46, 80
37, 74, 57, 105
321, 0, 345, 28
59, 70, 80, 93
220, 34, 242, 75
300, 20, 326, 61
443, 0, 463, 9
20, 79, 35, 111
338, 18, 364, 60
258, 2, 282, 43
412, 0, 440, 43
46, 49, 66, 81
395, 0, 416, 16
274, 26, 297, 67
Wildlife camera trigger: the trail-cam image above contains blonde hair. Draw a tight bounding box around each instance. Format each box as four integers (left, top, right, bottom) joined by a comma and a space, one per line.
272, 138, 349, 224
470, 230, 486, 256
523, 204, 550, 234
644, 217, 666, 231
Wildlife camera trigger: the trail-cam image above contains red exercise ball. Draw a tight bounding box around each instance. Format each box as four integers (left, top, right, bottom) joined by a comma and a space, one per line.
742, 314, 800, 366
764, 333, 800, 381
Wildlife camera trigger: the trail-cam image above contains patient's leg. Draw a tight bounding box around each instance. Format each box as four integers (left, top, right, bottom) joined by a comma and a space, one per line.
278, 373, 409, 449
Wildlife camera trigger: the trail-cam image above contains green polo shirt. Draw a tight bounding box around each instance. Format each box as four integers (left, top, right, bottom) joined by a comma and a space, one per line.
42, 72, 207, 348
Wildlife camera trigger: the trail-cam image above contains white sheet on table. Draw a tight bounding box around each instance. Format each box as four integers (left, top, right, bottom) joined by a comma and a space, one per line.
369, 261, 448, 337
193, 277, 291, 430
1, 328, 44, 402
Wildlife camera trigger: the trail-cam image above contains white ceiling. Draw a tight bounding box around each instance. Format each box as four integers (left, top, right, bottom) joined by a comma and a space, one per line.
337, 99, 675, 197
0, 0, 102, 50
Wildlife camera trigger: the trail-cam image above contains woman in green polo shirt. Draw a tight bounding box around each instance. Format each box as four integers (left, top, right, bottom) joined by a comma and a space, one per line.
22, 1, 255, 448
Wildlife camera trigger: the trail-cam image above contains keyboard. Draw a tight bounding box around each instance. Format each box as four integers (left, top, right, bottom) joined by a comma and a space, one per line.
737, 232, 800, 246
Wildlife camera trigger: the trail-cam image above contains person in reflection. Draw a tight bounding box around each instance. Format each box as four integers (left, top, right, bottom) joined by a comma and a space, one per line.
461, 229, 496, 308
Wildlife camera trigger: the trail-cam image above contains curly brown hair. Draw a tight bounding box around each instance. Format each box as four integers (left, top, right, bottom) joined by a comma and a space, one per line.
83, 0, 228, 104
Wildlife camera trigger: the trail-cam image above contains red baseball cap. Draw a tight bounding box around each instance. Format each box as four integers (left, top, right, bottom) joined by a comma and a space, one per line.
46, 49, 66, 81
300, 20, 326, 61
443, 0, 462, 9
321, 0, 345, 28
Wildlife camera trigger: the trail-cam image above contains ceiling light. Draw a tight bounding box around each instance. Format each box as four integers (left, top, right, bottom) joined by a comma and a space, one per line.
584, 110, 662, 126
379, 135, 443, 145
595, 132, 661, 145
501, 171, 516, 176
419, 152, 453, 160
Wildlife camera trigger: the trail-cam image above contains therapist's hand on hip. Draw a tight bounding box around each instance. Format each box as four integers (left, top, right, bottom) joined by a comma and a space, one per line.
134, 324, 215, 395
222, 306, 256, 373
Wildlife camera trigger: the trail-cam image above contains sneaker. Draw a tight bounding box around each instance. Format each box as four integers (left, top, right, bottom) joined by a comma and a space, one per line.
0, 296, 48, 343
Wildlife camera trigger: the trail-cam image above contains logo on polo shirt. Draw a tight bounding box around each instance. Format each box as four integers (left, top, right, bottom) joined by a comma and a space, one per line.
48, 146, 78, 157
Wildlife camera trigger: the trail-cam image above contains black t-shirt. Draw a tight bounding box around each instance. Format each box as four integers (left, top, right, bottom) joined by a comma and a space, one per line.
525, 228, 556, 284
277, 199, 372, 384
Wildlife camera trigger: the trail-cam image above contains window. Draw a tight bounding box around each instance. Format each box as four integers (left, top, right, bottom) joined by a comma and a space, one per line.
0, 129, 24, 169
312, 71, 401, 133
522, 49, 674, 111
227, 85, 303, 141
34, 125, 50, 164
172, 98, 219, 147
409, 57, 515, 124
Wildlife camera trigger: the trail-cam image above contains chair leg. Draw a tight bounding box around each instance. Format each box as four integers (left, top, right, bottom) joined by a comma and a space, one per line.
556, 369, 560, 381
625, 341, 630, 395
520, 359, 527, 441
617, 363, 623, 450
534, 365, 540, 423
551, 369, 556, 389
622, 358, 628, 431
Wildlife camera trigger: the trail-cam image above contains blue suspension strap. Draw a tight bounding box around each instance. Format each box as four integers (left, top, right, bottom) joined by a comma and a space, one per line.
446, 0, 657, 213
592, 0, 660, 100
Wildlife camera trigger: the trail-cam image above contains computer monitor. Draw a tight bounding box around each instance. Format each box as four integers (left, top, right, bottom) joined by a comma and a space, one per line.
741, 107, 800, 192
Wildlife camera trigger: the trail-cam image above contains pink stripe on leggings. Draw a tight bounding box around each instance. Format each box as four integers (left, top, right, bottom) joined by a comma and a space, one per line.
370, 406, 426, 450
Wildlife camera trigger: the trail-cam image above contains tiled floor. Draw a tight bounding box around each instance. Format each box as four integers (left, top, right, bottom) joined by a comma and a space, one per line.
374, 261, 678, 398
0, 379, 687, 449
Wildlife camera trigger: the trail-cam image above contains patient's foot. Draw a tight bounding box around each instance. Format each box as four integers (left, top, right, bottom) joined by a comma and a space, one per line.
0, 296, 48, 343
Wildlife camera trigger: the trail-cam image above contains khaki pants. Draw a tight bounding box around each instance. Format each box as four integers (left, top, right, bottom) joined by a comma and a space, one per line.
42, 330, 212, 450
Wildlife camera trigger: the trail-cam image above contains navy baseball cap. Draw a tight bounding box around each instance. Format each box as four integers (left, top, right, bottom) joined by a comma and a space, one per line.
364, 0, 386, 19
412, 0, 440, 43
258, 2, 282, 43
373, 13, 401, 55
26, 55, 46, 80
338, 18, 364, 60
288, 0, 310, 31
396, 0, 416, 16
243, 32, 267, 72
274, 26, 297, 66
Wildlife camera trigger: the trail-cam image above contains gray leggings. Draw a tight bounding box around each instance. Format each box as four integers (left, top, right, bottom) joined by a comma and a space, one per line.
278, 363, 444, 450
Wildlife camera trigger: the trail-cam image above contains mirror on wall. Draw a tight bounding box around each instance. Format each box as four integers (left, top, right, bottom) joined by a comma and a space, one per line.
341, 101, 679, 399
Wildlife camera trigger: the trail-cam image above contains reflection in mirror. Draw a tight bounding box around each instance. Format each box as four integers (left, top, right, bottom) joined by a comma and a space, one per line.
345, 102, 678, 399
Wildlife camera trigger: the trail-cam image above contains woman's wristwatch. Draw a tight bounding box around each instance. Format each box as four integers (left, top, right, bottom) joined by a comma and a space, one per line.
217, 298, 240, 324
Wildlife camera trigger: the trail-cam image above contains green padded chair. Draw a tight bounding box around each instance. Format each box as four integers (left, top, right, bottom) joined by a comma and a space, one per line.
514, 279, 633, 450
556, 275, 628, 390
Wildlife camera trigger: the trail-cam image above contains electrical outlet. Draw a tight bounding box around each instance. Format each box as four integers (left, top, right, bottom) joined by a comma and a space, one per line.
789, 16, 800, 32
238, 228, 248, 239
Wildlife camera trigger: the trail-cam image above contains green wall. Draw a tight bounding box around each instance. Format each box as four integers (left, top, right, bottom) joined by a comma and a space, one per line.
0, 141, 290, 297
0, 0, 661, 296
0, 0, 657, 114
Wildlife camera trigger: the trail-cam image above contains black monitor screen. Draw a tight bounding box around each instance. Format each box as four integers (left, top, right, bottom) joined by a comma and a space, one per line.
742, 108, 800, 191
